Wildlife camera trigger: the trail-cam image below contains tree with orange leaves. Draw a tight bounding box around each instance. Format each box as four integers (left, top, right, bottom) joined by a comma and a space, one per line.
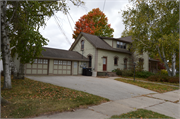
72, 8, 114, 39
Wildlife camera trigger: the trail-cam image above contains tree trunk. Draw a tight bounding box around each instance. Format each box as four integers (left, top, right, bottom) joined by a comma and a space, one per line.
1, 95, 10, 105
171, 52, 176, 77
157, 46, 172, 76
1, 1, 12, 89
17, 63, 25, 79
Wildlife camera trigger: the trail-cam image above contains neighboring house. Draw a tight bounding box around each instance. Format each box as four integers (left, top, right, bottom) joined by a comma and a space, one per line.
69, 32, 149, 76
13, 32, 158, 76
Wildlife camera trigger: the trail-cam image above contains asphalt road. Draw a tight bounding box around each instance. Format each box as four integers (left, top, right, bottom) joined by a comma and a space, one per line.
26, 76, 156, 100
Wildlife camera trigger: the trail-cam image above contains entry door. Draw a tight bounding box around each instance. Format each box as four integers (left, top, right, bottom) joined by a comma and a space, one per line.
103, 57, 107, 71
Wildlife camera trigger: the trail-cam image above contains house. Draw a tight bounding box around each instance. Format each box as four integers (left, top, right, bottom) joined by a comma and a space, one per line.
69, 32, 149, 76
13, 32, 158, 76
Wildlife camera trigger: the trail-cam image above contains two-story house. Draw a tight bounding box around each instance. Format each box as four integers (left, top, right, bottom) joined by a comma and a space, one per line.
69, 32, 149, 76
13, 32, 158, 76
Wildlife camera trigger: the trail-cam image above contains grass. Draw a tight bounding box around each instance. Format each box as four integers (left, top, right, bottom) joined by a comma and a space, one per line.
111, 109, 174, 119
115, 78, 179, 93
1, 77, 109, 118
122, 76, 179, 86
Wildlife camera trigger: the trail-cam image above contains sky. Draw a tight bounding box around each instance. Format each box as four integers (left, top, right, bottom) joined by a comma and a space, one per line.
0, 0, 130, 71
39, 0, 130, 50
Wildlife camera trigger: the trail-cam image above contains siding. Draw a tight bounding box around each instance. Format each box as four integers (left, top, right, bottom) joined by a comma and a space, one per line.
103, 39, 112, 47
134, 51, 149, 71
72, 36, 96, 70
97, 49, 130, 72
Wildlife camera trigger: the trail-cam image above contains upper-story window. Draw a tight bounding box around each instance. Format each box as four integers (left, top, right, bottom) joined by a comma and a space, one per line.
117, 41, 126, 49
81, 40, 84, 51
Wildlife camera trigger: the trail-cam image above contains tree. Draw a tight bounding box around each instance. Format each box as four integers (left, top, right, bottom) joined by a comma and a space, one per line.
73, 8, 114, 39
1, 0, 83, 89
122, 0, 179, 76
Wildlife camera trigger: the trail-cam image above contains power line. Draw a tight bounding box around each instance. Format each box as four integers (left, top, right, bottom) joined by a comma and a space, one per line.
66, 14, 74, 32
102, 0, 106, 13
67, 11, 75, 25
53, 14, 72, 45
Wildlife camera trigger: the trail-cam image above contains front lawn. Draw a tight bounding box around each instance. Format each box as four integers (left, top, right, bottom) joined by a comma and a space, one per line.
1, 77, 109, 118
115, 78, 179, 93
111, 109, 174, 119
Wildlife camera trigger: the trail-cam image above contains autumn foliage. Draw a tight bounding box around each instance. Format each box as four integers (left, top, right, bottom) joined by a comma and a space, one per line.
73, 8, 114, 39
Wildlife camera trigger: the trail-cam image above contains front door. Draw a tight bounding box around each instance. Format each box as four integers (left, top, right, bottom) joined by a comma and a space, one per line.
103, 57, 107, 71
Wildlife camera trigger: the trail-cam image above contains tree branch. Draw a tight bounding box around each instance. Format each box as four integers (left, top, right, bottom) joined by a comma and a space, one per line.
9, 1, 18, 23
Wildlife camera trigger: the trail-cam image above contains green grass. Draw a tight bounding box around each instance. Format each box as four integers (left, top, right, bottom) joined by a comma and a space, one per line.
111, 109, 174, 119
1, 77, 109, 118
124, 76, 179, 86
115, 78, 179, 93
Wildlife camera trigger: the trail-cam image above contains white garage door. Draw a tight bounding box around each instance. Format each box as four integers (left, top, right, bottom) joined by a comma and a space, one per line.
53, 60, 71, 75
25, 59, 48, 75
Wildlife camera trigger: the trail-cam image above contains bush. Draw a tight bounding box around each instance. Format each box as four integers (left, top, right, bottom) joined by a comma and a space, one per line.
159, 69, 168, 75
112, 68, 122, 76
169, 77, 179, 83
147, 74, 179, 83
136, 71, 154, 78
122, 70, 134, 77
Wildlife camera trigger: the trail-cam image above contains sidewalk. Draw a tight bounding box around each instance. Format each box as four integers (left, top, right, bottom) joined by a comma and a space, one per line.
34, 89, 180, 119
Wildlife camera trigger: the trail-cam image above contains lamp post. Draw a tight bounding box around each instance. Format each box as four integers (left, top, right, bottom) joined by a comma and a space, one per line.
133, 62, 136, 81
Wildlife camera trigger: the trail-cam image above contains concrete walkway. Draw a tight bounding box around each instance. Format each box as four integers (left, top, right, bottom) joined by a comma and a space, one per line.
33, 77, 180, 119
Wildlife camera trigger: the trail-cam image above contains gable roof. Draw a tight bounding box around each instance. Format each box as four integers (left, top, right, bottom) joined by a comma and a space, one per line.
70, 32, 131, 54
40, 47, 88, 61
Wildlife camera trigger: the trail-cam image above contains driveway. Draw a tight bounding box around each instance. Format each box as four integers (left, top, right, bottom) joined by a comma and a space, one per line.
26, 76, 156, 100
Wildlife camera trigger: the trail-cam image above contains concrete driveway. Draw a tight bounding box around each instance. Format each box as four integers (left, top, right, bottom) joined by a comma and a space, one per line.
26, 76, 156, 100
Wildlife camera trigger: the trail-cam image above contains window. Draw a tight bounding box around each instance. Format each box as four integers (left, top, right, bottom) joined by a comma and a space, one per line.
43, 59, 48, 64
117, 41, 126, 49
63, 61, 67, 65
114, 57, 118, 65
67, 61, 71, 65
139, 58, 144, 69
117, 41, 120, 48
124, 58, 127, 69
88, 56, 92, 67
81, 40, 84, 50
54, 60, 58, 64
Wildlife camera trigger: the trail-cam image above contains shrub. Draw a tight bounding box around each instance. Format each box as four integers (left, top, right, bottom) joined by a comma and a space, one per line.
147, 74, 179, 83
112, 68, 122, 76
169, 77, 179, 83
136, 71, 154, 78
122, 70, 134, 77
160, 69, 168, 75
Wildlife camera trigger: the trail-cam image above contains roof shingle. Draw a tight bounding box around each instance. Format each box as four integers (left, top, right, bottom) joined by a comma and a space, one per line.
40, 47, 88, 61
81, 32, 131, 54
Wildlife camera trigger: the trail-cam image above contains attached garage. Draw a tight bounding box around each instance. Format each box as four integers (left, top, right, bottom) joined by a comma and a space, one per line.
24, 47, 88, 76
25, 59, 48, 75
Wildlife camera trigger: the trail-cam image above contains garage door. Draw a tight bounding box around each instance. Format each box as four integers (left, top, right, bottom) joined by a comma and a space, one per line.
53, 60, 71, 75
25, 59, 48, 75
